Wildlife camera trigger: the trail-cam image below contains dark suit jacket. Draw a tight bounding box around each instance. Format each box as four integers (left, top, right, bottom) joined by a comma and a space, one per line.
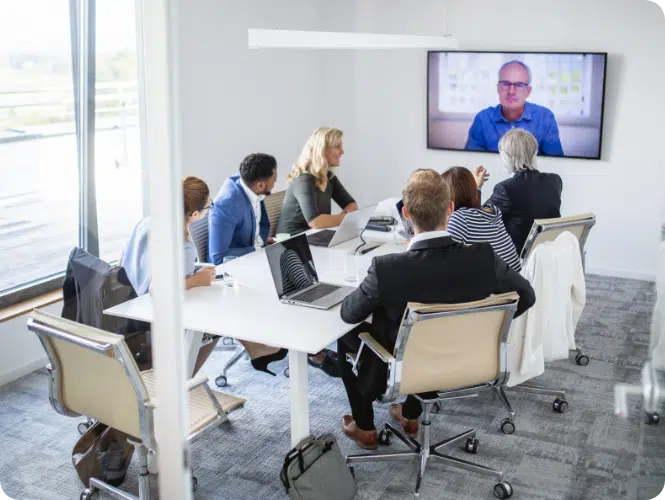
340, 235, 536, 399
484, 170, 563, 254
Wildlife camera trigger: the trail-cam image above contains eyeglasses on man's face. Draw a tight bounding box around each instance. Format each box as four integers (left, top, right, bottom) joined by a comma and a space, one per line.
498, 80, 529, 91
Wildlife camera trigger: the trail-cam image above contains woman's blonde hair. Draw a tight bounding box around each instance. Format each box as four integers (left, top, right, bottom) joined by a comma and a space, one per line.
286, 127, 343, 190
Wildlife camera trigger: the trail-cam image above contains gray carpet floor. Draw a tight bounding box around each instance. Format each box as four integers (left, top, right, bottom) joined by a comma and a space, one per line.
1, 275, 664, 500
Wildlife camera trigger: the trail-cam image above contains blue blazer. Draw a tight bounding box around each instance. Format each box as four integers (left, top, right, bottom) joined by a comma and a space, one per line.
208, 174, 270, 264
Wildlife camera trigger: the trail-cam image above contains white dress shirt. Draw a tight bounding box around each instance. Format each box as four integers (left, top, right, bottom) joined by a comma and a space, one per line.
406, 229, 450, 250
239, 179, 264, 250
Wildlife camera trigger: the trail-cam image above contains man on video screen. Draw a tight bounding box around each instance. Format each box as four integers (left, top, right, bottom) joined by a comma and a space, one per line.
464, 60, 564, 156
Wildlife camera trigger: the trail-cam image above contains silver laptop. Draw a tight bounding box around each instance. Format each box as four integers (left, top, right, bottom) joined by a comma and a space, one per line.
306, 205, 376, 248
266, 233, 355, 309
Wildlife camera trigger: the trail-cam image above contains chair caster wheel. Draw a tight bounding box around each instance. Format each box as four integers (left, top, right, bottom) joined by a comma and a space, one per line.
378, 429, 392, 445
646, 412, 660, 425
80, 488, 100, 500
431, 402, 441, 414
215, 375, 227, 387
576, 354, 590, 366
284, 367, 290, 378
192, 476, 198, 491
78, 422, 90, 435
553, 398, 569, 413
494, 481, 513, 498
465, 437, 479, 454
500, 418, 515, 435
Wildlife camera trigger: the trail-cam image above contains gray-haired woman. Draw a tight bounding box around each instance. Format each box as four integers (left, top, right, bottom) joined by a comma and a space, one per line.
474, 129, 562, 253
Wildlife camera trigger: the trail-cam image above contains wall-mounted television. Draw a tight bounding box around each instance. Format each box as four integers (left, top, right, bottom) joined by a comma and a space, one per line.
427, 51, 608, 160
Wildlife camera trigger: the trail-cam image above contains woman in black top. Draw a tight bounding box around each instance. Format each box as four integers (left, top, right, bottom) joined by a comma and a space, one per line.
277, 127, 357, 235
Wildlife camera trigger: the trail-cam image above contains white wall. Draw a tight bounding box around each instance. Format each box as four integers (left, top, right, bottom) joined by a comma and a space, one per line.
339, 0, 665, 280
0, 303, 58, 386
175, 0, 345, 195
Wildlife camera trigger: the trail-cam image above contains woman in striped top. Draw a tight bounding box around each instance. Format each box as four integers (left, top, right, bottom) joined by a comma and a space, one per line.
442, 167, 522, 271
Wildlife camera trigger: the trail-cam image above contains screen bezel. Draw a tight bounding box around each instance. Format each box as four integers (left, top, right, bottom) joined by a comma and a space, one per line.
426, 50, 609, 161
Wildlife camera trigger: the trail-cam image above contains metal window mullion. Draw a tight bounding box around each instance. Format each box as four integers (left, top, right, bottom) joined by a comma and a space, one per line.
76, 0, 99, 256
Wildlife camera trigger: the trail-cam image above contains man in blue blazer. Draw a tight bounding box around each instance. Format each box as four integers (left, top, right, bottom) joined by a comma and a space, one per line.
209, 153, 278, 265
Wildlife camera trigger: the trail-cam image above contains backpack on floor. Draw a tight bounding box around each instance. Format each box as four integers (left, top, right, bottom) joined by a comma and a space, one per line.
280, 433, 357, 500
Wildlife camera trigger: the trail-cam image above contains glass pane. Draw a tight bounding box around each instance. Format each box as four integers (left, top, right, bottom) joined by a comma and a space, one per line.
0, 0, 78, 293
95, 0, 142, 263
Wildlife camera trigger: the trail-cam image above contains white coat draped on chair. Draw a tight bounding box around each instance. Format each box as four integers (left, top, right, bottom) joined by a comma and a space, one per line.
507, 231, 586, 387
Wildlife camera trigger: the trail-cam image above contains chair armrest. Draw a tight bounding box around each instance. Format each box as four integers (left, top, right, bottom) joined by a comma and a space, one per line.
358, 332, 395, 363
186, 374, 209, 392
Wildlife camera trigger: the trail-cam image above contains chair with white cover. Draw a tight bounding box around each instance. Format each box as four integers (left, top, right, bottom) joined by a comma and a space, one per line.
345, 293, 520, 499
519, 213, 596, 366
27, 309, 245, 500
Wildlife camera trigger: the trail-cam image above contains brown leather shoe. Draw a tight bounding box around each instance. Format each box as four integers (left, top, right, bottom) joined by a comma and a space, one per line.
389, 403, 419, 437
342, 415, 377, 450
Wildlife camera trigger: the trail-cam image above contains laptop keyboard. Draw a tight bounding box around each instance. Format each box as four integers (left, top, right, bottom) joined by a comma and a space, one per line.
291, 283, 341, 303
306, 230, 335, 246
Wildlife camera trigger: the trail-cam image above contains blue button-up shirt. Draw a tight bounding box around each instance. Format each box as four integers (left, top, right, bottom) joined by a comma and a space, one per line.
464, 102, 564, 156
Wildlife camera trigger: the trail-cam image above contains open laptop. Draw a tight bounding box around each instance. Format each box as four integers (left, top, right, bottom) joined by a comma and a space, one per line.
306, 205, 376, 247
396, 199, 415, 241
265, 233, 355, 309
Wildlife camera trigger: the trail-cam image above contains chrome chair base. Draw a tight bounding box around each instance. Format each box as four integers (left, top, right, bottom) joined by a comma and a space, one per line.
214, 340, 249, 387
346, 402, 512, 497
82, 443, 151, 500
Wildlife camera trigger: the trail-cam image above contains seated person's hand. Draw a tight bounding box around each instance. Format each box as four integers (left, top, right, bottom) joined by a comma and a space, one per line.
266, 236, 275, 245
192, 266, 215, 287
474, 165, 489, 188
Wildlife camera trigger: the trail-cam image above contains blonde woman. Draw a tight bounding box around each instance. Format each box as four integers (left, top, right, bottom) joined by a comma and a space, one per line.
277, 127, 358, 236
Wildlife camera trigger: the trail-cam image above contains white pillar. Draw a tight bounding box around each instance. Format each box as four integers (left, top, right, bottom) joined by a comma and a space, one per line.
135, 0, 192, 499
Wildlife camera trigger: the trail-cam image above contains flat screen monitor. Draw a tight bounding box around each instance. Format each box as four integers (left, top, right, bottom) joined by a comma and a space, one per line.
427, 51, 608, 160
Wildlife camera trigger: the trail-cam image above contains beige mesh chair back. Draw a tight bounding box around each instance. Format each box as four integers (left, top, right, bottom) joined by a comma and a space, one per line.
27, 309, 245, 500
347, 292, 520, 498
265, 190, 286, 237
520, 213, 596, 268
28, 309, 151, 440
386, 292, 520, 399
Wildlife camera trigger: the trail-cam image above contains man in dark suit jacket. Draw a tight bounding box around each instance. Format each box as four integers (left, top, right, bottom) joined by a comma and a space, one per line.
475, 129, 563, 254
338, 169, 536, 450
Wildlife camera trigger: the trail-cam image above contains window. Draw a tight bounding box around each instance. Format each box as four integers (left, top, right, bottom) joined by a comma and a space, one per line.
94, 1, 142, 263
0, 0, 142, 307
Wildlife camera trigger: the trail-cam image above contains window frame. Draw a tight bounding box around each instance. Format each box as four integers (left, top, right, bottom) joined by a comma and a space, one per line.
0, 0, 129, 310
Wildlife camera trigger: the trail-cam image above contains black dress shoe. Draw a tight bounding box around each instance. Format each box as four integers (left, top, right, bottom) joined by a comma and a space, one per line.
307, 349, 341, 378
251, 348, 288, 376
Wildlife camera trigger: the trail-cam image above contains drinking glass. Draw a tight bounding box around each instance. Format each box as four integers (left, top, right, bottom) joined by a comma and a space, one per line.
344, 252, 360, 284
222, 256, 237, 287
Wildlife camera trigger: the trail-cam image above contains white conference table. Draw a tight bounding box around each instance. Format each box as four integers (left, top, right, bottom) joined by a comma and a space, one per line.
105, 225, 406, 446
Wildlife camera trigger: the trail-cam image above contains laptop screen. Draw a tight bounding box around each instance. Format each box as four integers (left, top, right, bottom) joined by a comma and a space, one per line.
265, 233, 319, 298
396, 199, 415, 240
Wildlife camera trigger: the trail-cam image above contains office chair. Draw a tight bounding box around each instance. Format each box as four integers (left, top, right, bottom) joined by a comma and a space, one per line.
520, 213, 596, 367
27, 309, 245, 500
264, 190, 286, 238
62, 248, 152, 435
345, 292, 520, 498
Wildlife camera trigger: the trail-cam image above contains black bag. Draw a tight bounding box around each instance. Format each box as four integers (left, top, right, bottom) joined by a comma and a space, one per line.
280, 434, 357, 500
72, 422, 135, 488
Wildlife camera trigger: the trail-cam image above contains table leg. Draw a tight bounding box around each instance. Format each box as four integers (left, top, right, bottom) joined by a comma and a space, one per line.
289, 349, 309, 447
